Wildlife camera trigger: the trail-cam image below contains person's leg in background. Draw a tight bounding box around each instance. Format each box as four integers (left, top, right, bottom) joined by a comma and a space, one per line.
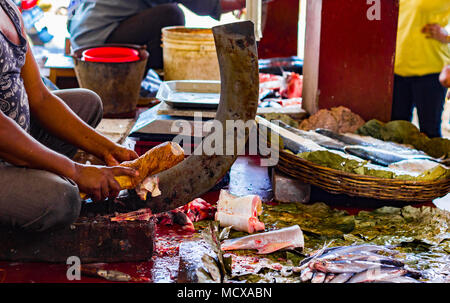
30, 88, 103, 159
391, 74, 414, 122
412, 73, 447, 138
105, 3, 186, 71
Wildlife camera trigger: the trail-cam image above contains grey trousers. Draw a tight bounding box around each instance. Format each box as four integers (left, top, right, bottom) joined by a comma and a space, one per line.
0, 88, 103, 232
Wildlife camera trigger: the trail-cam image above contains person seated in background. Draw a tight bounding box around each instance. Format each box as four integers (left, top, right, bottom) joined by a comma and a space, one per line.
0, 0, 139, 232
391, 0, 449, 138
67, 0, 246, 72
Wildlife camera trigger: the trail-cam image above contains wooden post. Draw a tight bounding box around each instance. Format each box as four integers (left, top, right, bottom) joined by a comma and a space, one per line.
303, 0, 399, 122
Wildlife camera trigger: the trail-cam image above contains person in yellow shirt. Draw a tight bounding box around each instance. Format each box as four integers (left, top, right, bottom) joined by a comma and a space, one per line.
392, 0, 450, 138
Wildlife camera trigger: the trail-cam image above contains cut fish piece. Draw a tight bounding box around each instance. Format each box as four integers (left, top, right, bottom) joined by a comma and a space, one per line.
215, 212, 265, 234
221, 225, 304, 254
216, 190, 262, 217
215, 190, 265, 234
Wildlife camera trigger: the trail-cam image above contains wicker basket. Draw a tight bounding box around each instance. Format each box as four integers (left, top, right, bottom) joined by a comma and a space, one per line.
277, 150, 450, 202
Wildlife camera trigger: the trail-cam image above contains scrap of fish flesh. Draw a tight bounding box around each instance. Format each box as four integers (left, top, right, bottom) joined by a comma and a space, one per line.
215, 212, 265, 233
388, 159, 443, 175
215, 190, 265, 233
221, 225, 304, 254
110, 208, 153, 222
179, 198, 216, 222
136, 176, 161, 200
216, 190, 262, 218
346, 267, 408, 283
110, 198, 215, 232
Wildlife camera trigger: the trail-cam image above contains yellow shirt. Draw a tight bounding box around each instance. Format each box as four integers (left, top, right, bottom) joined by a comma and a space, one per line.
395, 0, 450, 77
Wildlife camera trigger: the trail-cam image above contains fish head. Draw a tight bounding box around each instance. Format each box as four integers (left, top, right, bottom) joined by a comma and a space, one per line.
313, 260, 328, 272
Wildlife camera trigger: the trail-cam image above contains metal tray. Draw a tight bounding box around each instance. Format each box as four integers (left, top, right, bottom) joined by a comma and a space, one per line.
156, 80, 221, 109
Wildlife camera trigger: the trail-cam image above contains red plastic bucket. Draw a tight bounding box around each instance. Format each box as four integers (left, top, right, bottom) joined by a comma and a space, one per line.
82, 47, 140, 63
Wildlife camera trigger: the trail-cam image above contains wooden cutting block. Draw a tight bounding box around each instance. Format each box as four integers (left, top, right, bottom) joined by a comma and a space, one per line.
0, 216, 156, 263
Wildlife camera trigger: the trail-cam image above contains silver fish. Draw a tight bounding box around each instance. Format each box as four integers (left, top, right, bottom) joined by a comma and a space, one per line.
344, 145, 433, 166
257, 120, 322, 154
276, 121, 347, 152
378, 275, 420, 283
315, 129, 428, 156
315, 245, 398, 260
320, 252, 404, 267
347, 267, 407, 283
311, 271, 327, 283
313, 260, 386, 274
328, 273, 354, 283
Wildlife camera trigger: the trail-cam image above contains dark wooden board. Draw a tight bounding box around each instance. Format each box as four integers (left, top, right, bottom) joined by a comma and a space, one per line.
0, 199, 155, 263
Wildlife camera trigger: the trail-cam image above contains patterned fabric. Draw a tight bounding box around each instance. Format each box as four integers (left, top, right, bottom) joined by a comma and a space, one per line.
0, 0, 30, 133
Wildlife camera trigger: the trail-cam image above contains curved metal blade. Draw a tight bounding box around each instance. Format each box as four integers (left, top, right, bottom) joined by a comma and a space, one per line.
147, 21, 259, 213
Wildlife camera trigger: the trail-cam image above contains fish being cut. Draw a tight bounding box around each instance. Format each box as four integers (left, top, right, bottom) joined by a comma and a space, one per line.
221, 225, 304, 254
136, 176, 161, 201
215, 190, 265, 233
215, 212, 265, 234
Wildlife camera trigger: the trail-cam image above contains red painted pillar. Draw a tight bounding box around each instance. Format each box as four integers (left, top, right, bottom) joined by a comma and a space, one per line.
258, 0, 300, 59
303, 0, 399, 122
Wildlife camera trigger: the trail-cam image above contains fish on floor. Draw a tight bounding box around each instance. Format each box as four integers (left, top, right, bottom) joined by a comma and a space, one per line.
221, 225, 304, 254
296, 244, 421, 283
215, 190, 265, 233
